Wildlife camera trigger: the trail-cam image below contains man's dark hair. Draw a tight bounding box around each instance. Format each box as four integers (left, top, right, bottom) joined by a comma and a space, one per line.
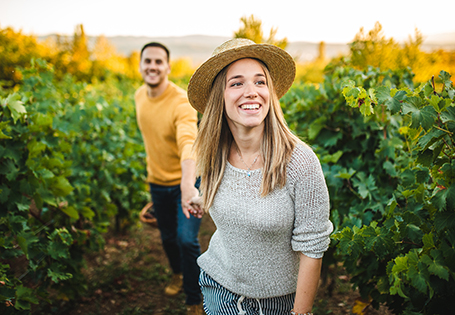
140, 42, 170, 62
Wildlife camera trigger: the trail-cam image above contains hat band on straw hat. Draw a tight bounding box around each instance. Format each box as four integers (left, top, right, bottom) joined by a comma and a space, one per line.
188, 38, 296, 114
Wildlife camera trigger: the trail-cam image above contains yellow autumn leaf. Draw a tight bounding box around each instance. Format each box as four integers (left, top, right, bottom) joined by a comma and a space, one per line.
352, 298, 370, 315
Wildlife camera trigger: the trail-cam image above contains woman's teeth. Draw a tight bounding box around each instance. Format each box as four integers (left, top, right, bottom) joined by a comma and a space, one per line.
241, 104, 259, 110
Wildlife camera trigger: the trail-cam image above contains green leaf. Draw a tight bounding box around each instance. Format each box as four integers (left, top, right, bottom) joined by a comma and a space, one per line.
440, 162, 455, 186
440, 105, 455, 124
408, 264, 428, 294
432, 184, 455, 212
441, 231, 455, 267
27, 140, 46, 159
308, 116, 327, 140
33, 112, 53, 129
60, 205, 79, 220
376, 87, 407, 114
0, 159, 18, 180
321, 150, 343, 164
426, 249, 449, 281
80, 206, 95, 219
377, 276, 390, 294
362, 226, 394, 258
37, 168, 55, 179
47, 264, 73, 283
383, 160, 397, 177
434, 209, 455, 230
352, 173, 377, 199
49, 176, 73, 197
401, 169, 415, 187
14, 285, 39, 310
16, 203, 30, 212
417, 129, 446, 151
16, 236, 28, 259
423, 82, 434, 97
402, 98, 437, 131
415, 169, 429, 184
439, 70, 452, 88
428, 95, 443, 112
422, 233, 435, 251
4, 94, 27, 124
405, 224, 423, 243
333, 227, 363, 258
368, 87, 378, 104
448, 184, 455, 210
416, 149, 434, 167
0, 121, 12, 139
0, 184, 11, 203
390, 276, 408, 298
342, 81, 359, 107
360, 98, 374, 116
335, 168, 356, 180
390, 256, 409, 298
47, 240, 70, 260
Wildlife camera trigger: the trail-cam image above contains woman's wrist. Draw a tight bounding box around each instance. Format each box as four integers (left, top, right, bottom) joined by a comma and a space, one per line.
290, 309, 313, 315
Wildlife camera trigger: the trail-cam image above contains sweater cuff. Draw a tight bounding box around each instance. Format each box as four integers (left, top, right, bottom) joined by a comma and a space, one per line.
180, 144, 195, 162
300, 251, 324, 259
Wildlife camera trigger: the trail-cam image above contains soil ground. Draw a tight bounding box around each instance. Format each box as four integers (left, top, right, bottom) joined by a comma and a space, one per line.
41, 215, 392, 315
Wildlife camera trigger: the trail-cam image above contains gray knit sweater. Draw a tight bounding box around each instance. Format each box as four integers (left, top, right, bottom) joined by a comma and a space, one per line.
197, 143, 333, 299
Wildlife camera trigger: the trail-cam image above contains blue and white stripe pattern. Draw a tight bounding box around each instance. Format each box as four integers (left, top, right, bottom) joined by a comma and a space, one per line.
199, 269, 296, 315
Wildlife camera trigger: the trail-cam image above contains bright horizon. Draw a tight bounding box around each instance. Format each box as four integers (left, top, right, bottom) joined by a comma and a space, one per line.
1, 0, 455, 43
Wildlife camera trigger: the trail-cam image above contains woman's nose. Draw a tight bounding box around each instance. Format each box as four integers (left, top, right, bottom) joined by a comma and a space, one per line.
244, 83, 258, 98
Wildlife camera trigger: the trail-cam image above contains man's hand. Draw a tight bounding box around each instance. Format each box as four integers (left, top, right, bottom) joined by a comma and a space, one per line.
188, 196, 204, 218
181, 183, 199, 219
180, 159, 199, 219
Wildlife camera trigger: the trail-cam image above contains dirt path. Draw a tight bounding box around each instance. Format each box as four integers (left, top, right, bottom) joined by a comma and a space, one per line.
45, 215, 391, 315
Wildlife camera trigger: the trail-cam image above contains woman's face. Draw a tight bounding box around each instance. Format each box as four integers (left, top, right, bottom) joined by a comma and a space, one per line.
224, 58, 270, 132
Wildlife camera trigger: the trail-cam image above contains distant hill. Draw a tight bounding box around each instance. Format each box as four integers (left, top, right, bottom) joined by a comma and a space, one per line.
420, 32, 455, 51
106, 35, 352, 64
38, 33, 455, 66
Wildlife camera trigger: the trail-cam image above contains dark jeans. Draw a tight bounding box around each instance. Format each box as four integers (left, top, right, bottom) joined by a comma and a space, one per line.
149, 180, 202, 305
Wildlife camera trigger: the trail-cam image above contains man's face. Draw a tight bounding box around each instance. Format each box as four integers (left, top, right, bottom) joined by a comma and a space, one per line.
139, 46, 170, 88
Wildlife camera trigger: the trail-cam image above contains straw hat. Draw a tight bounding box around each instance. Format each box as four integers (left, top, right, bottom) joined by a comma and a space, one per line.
187, 38, 296, 113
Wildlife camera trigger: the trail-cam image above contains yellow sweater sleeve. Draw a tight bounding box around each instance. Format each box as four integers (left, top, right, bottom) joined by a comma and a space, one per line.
175, 102, 198, 162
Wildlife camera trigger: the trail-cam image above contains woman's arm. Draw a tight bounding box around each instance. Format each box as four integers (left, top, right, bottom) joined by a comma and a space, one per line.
292, 253, 322, 314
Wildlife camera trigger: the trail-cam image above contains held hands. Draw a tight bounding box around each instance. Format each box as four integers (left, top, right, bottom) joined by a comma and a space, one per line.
181, 184, 200, 219
188, 196, 204, 219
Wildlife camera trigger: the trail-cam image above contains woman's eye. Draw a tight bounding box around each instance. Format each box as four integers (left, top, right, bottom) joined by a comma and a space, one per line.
256, 80, 266, 85
230, 82, 242, 87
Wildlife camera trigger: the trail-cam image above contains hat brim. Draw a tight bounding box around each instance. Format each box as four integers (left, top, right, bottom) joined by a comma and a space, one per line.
188, 43, 296, 114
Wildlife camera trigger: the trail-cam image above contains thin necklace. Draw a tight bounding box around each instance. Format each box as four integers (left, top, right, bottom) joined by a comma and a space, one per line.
235, 146, 260, 177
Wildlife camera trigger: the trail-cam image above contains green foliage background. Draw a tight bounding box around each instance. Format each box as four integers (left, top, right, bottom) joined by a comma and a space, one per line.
1, 19, 455, 315
281, 66, 455, 314
1, 60, 148, 313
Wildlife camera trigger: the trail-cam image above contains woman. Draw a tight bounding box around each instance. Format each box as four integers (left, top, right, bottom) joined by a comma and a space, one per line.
186, 38, 333, 315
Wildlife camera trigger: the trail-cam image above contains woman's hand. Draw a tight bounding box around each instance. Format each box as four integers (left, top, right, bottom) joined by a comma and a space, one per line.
188, 196, 204, 218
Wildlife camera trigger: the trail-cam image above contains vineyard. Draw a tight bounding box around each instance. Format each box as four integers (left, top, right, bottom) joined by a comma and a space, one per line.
1, 21, 455, 315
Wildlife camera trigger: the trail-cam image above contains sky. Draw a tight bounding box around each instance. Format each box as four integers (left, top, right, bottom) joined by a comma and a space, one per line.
1, 0, 454, 43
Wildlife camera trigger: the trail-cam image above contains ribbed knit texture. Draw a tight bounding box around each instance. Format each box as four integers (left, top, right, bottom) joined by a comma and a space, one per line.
135, 82, 198, 186
197, 143, 333, 298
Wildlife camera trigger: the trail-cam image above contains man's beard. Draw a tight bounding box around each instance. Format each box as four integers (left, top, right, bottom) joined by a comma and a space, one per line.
145, 75, 164, 89
145, 82, 161, 89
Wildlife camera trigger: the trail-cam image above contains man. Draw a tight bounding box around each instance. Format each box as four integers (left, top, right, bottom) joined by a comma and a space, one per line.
135, 42, 202, 315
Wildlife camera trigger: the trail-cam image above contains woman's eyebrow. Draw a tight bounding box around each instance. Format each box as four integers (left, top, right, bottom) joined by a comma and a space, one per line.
227, 73, 265, 82
227, 74, 244, 82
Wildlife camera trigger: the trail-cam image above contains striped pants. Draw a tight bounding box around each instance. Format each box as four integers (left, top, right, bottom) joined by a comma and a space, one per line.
199, 269, 296, 315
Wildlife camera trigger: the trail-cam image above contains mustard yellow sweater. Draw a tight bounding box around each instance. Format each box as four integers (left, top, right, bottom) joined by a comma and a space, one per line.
135, 82, 197, 186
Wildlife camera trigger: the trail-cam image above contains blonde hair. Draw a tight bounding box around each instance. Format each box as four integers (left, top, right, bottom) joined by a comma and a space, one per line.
193, 58, 300, 210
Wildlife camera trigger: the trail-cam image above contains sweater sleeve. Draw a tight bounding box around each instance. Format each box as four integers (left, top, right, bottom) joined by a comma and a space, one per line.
289, 145, 333, 258
174, 102, 198, 162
